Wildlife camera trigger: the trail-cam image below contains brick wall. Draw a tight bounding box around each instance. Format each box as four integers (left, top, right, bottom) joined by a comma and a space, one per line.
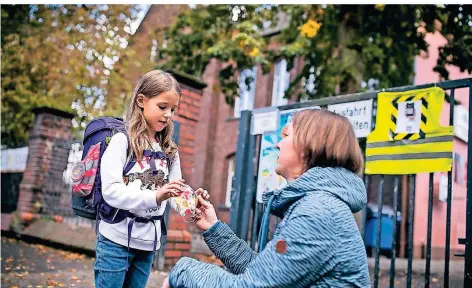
173, 83, 204, 189
127, 5, 190, 85
163, 229, 223, 270
165, 71, 206, 236
17, 107, 74, 214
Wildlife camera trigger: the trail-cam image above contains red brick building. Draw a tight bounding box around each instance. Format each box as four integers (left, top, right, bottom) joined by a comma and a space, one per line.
131, 5, 302, 226
132, 5, 471, 264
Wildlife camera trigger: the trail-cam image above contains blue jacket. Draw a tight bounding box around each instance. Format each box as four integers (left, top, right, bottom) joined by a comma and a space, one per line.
169, 167, 370, 287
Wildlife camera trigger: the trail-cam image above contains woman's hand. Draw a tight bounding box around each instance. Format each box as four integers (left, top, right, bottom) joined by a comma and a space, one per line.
156, 179, 186, 204
195, 195, 218, 231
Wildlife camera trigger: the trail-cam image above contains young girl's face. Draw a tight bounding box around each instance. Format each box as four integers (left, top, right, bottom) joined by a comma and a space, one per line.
275, 123, 304, 181
138, 90, 180, 133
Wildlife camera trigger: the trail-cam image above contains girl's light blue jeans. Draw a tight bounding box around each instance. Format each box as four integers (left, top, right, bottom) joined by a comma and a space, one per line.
94, 233, 154, 288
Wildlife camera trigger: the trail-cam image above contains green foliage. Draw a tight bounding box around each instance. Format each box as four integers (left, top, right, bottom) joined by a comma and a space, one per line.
160, 4, 472, 104
1, 5, 143, 147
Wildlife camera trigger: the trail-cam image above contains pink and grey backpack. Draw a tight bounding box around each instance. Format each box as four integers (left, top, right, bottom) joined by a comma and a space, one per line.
70, 117, 169, 224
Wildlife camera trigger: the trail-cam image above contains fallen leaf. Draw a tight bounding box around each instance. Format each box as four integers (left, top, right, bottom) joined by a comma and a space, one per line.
71, 276, 79, 280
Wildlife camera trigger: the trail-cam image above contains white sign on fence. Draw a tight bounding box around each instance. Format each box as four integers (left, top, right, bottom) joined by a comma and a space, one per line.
327, 99, 373, 138
251, 107, 279, 135
439, 174, 452, 202
454, 105, 469, 142
1, 147, 29, 172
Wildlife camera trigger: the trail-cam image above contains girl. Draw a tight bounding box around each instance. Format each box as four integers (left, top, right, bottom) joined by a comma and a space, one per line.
165, 109, 370, 287
95, 70, 186, 288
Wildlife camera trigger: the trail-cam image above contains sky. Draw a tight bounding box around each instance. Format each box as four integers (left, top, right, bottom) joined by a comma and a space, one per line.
130, 4, 151, 34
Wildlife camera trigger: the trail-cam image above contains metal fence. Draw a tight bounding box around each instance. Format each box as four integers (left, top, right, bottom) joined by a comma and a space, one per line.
229, 78, 472, 287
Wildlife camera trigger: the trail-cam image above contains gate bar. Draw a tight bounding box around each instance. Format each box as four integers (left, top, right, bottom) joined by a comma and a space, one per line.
276, 78, 471, 113
374, 175, 384, 288
230, 110, 252, 236
361, 175, 370, 238
425, 173, 435, 287
444, 88, 455, 287
464, 85, 472, 287
389, 176, 400, 288
251, 203, 262, 250
240, 131, 256, 241
407, 174, 416, 288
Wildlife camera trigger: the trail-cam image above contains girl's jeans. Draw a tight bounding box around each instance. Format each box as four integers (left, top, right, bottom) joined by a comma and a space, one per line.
94, 233, 154, 288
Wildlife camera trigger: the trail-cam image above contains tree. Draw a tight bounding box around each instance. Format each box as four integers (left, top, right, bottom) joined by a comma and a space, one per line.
1, 4, 144, 147
158, 4, 472, 105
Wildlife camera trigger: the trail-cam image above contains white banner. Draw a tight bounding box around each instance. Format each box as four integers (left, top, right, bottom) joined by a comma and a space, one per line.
454, 105, 469, 142
327, 99, 373, 138
1, 147, 29, 172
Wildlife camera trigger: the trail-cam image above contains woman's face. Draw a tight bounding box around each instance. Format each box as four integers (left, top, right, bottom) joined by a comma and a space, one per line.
275, 123, 305, 181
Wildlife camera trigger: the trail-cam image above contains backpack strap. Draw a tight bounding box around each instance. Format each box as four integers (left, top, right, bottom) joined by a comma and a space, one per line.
123, 154, 136, 175
125, 213, 167, 270
143, 150, 169, 175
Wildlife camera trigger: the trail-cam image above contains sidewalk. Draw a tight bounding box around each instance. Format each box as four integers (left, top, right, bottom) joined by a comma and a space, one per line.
1, 217, 466, 287
1, 236, 168, 288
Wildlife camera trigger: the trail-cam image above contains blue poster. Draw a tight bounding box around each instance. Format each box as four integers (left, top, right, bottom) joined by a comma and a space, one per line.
256, 107, 319, 202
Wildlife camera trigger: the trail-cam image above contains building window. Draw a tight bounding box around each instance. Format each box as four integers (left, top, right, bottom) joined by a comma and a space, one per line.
225, 156, 235, 207
271, 59, 290, 107
234, 67, 257, 118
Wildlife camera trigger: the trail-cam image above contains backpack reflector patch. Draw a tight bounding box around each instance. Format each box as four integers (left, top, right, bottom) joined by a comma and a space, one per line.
72, 142, 101, 197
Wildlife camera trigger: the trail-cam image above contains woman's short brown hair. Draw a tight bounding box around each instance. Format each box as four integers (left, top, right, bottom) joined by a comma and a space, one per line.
290, 109, 364, 175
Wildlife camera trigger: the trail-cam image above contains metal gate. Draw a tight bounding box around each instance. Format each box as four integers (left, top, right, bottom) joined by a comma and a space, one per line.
229, 78, 472, 287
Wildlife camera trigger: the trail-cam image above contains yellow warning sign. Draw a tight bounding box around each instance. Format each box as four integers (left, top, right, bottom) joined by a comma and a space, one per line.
365, 87, 453, 175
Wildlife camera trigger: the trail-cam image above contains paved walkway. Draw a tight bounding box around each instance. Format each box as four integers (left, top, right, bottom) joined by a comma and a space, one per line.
1, 236, 465, 287
1, 237, 167, 288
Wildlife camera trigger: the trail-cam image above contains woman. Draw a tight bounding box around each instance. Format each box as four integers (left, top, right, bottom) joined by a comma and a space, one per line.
164, 109, 370, 287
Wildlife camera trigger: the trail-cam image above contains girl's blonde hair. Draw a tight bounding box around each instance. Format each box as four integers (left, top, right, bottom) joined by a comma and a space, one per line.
125, 70, 181, 161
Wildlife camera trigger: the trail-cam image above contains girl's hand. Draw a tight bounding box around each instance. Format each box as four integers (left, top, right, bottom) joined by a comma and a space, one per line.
161, 276, 170, 288
194, 195, 218, 231
156, 179, 186, 204
194, 188, 210, 201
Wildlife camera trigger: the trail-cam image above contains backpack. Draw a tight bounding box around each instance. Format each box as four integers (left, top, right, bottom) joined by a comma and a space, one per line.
70, 117, 170, 224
